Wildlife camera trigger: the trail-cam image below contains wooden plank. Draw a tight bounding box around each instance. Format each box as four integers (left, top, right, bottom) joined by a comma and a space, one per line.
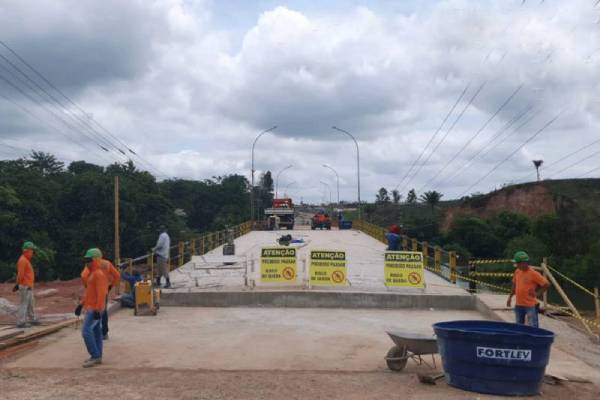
541, 264, 595, 338
15, 319, 78, 342
0, 329, 24, 341
0, 340, 39, 360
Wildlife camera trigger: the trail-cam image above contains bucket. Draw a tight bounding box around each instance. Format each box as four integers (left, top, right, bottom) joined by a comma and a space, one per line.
339, 221, 353, 229
433, 320, 554, 396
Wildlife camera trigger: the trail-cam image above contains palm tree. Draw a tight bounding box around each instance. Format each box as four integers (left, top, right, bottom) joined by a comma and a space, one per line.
420, 190, 443, 216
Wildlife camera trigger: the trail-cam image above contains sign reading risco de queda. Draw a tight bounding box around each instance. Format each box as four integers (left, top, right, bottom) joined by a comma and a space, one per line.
310, 250, 347, 286
260, 247, 297, 283
384, 251, 425, 288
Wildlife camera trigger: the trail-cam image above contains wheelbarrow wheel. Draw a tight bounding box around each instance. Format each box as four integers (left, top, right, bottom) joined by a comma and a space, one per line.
386, 345, 408, 371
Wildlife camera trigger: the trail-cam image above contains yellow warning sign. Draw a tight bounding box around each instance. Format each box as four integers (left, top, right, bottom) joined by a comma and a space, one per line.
384, 251, 425, 288
260, 247, 297, 283
310, 250, 348, 286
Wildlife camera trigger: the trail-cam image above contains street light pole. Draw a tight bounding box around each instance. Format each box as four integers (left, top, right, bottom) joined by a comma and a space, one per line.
251, 126, 277, 222
332, 126, 361, 219
320, 180, 332, 205
275, 164, 293, 198
322, 164, 340, 205
283, 181, 296, 197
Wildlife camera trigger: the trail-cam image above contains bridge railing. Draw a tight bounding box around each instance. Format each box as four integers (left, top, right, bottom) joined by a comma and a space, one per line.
118, 221, 252, 287
354, 219, 600, 340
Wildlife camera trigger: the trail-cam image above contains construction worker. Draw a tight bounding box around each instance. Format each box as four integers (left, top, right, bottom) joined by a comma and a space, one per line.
80, 248, 108, 368
80, 257, 120, 340
385, 225, 402, 251
14, 241, 40, 328
506, 251, 550, 328
119, 269, 143, 308
152, 225, 171, 288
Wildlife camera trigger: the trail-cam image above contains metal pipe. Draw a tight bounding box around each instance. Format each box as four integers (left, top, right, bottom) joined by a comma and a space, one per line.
332, 126, 361, 219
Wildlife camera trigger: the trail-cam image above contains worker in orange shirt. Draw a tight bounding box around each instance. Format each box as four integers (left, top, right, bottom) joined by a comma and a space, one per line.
14, 241, 41, 328
80, 248, 108, 368
506, 251, 550, 328
79, 257, 120, 340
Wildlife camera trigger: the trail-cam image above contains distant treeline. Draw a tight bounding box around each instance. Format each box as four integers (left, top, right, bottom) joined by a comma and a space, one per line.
0, 152, 273, 281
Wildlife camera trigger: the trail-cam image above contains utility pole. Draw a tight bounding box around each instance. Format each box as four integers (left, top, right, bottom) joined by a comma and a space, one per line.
114, 175, 120, 293
533, 160, 543, 182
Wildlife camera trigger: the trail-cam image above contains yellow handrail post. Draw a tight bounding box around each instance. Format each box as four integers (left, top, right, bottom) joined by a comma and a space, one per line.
178, 241, 184, 267
191, 239, 196, 256
402, 236, 408, 251
434, 246, 442, 273
149, 252, 154, 282
422, 241, 429, 260
542, 257, 549, 310
449, 251, 457, 284
125, 258, 133, 293
411, 238, 418, 252
200, 236, 205, 255
595, 287, 600, 320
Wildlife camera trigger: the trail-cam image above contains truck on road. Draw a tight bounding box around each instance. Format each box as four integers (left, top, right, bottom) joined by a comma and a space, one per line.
264, 198, 295, 230
311, 210, 331, 230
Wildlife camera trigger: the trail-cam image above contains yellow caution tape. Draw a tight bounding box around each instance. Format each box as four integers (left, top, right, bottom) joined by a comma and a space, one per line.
470, 259, 513, 265
469, 272, 514, 278
424, 265, 512, 293
547, 264, 598, 299
545, 303, 600, 331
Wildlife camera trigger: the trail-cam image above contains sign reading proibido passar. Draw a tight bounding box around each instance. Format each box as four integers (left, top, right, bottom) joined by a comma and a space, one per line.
384, 251, 425, 288
260, 247, 297, 283
309, 249, 347, 286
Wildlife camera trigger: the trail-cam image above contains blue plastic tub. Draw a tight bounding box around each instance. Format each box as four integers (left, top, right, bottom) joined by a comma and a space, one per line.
339, 221, 353, 229
433, 320, 554, 396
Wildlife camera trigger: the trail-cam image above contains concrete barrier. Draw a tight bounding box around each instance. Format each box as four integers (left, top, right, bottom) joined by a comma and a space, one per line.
160, 290, 476, 310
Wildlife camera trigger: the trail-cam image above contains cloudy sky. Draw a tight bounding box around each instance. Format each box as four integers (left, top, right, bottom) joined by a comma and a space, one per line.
1, 0, 600, 202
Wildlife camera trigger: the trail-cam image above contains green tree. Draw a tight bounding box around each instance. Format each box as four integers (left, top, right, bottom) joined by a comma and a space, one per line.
420, 190, 443, 215
447, 217, 503, 258
504, 234, 549, 266
392, 190, 401, 204
406, 189, 417, 204
490, 211, 531, 243
376, 187, 390, 204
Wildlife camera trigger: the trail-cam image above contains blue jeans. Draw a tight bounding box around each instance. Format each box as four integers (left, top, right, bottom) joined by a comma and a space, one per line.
514, 305, 539, 328
82, 311, 103, 359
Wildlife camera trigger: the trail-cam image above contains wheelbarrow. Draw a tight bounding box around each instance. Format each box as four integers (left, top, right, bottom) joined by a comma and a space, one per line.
385, 330, 438, 371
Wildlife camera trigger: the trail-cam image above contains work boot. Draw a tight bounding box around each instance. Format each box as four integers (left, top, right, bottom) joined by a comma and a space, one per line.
30, 320, 41, 326
82, 358, 102, 368
103, 333, 109, 341
165, 279, 171, 289
16, 323, 32, 329
155, 277, 161, 287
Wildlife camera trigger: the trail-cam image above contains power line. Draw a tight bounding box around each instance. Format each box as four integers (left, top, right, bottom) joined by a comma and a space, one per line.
399, 82, 487, 194
394, 84, 469, 191
0, 52, 126, 160
0, 71, 116, 164
0, 40, 169, 178
418, 84, 523, 192
548, 148, 600, 179
458, 110, 563, 198
443, 103, 534, 185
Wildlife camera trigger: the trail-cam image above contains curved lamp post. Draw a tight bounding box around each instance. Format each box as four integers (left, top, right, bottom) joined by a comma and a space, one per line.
332, 126, 361, 219
322, 164, 340, 205
251, 126, 277, 221
275, 164, 293, 198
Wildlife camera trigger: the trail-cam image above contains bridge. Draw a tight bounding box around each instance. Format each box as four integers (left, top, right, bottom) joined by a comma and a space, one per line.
2, 218, 600, 399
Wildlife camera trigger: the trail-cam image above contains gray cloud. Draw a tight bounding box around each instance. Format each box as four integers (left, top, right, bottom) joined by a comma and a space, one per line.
1, 0, 600, 202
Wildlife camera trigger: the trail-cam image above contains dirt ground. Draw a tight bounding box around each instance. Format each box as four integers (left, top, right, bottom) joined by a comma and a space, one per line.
1, 368, 598, 400
0, 280, 83, 324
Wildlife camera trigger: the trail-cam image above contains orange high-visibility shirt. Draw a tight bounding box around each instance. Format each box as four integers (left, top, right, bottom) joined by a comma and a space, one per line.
83, 268, 108, 311
512, 268, 548, 307
16, 255, 34, 288
81, 259, 120, 288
